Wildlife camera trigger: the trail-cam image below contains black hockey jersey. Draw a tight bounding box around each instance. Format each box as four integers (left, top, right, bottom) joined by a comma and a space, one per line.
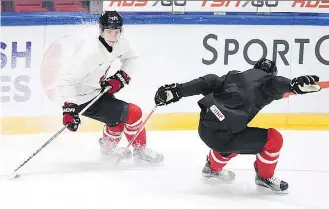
180, 69, 291, 133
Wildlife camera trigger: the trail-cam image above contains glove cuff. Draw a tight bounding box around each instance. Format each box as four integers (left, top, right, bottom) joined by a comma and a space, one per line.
62, 102, 79, 114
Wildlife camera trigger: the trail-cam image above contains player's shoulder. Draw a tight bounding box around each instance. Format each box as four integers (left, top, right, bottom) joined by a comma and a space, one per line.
228, 70, 242, 74
225, 70, 242, 77
73, 36, 103, 58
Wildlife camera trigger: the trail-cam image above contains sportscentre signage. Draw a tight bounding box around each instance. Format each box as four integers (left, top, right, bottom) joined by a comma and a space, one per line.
103, 0, 329, 13
202, 34, 329, 66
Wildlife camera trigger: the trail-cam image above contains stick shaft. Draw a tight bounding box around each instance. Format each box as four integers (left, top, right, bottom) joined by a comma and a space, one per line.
11, 87, 110, 174
115, 105, 158, 165
282, 81, 329, 99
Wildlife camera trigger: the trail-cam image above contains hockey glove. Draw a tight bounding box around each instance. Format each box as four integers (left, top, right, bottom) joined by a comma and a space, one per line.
62, 102, 81, 132
289, 75, 321, 95
154, 83, 182, 106
100, 70, 131, 94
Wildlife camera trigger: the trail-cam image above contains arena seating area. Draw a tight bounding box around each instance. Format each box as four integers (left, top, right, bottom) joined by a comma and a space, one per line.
1, 0, 89, 12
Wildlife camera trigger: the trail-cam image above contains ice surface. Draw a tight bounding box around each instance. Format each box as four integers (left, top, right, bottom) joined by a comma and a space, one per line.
1, 130, 329, 209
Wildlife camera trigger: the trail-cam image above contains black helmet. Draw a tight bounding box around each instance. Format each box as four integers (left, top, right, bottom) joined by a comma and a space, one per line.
99, 11, 123, 30
254, 58, 277, 75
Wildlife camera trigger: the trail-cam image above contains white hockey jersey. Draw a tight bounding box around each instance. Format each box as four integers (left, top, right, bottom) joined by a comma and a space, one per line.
55, 35, 139, 105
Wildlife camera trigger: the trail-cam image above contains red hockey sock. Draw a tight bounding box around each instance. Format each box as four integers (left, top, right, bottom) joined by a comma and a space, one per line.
208, 150, 237, 172
124, 103, 146, 147
255, 128, 283, 179
103, 123, 124, 144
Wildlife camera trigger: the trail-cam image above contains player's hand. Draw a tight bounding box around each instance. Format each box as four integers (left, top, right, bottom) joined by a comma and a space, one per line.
62, 102, 81, 131
154, 83, 182, 106
100, 70, 131, 94
289, 75, 321, 94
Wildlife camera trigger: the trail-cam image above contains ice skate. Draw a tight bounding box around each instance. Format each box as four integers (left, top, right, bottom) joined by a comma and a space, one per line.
254, 165, 289, 194
255, 173, 289, 194
132, 146, 164, 165
202, 159, 235, 182
99, 137, 132, 160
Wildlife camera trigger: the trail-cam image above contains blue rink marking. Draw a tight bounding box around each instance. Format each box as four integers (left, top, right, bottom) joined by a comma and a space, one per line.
1, 12, 329, 26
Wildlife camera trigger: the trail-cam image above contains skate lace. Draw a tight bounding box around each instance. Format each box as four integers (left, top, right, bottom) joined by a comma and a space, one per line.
268, 177, 281, 185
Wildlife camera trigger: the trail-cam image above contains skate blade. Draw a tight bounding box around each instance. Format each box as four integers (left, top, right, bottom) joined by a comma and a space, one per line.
201, 175, 235, 184
256, 184, 289, 195
132, 158, 164, 167
97, 155, 145, 171
98, 155, 131, 164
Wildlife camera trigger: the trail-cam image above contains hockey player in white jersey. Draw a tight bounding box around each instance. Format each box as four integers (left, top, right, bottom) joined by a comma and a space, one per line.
57, 11, 163, 164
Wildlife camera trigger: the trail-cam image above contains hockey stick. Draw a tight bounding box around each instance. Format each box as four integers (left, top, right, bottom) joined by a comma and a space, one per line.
282, 81, 329, 99
8, 87, 111, 180
115, 105, 158, 166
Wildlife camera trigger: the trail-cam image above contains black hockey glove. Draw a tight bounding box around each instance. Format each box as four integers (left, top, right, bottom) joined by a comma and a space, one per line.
100, 70, 131, 94
289, 75, 321, 95
154, 83, 182, 106
62, 102, 81, 132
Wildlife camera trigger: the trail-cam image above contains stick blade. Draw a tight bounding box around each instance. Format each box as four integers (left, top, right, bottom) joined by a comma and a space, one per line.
7, 173, 20, 180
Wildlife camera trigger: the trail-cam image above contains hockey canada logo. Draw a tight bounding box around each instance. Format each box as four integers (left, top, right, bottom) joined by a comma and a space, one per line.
210, 105, 225, 121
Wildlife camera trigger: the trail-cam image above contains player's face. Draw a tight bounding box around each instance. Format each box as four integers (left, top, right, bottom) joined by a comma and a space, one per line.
102, 29, 121, 46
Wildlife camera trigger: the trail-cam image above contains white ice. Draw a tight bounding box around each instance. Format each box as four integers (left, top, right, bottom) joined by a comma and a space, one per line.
1, 130, 329, 209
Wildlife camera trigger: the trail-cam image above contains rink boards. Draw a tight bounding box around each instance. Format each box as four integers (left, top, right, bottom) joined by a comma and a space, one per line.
1, 12, 329, 134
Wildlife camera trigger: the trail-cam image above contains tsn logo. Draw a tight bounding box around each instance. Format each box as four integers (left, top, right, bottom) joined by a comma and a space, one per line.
201, 0, 279, 7
201, 0, 329, 8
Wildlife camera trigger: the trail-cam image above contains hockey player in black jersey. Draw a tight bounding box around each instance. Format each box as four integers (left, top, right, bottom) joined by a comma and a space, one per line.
154, 58, 322, 193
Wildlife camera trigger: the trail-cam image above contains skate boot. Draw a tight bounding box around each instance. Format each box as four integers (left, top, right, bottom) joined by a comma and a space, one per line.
132, 146, 164, 164
99, 138, 132, 159
254, 165, 289, 193
202, 159, 235, 182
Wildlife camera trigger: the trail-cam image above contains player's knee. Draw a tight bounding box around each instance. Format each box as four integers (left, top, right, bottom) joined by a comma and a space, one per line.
264, 128, 283, 153
126, 103, 142, 124
105, 123, 124, 132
